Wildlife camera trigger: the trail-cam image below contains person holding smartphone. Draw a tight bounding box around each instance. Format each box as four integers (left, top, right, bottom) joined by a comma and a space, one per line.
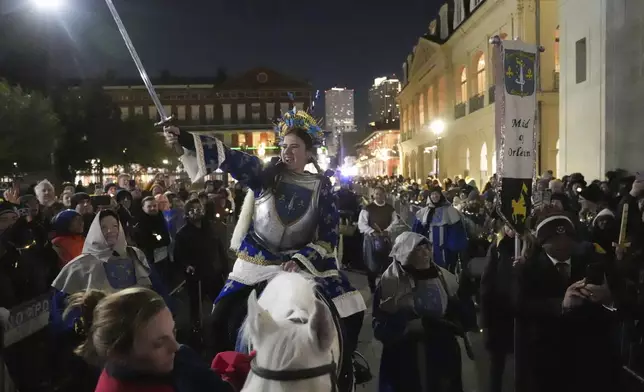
513, 208, 621, 392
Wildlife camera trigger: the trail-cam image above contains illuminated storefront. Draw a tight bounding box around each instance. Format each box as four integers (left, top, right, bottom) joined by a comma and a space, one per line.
355, 130, 400, 177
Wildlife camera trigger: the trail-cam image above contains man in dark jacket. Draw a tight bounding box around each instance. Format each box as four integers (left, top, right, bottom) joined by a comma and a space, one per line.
133, 196, 171, 283
513, 209, 621, 392
174, 199, 228, 327
335, 180, 362, 270
480, 225, 517, 392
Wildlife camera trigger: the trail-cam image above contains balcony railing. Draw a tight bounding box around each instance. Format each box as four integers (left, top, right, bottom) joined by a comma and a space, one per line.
469, 94, 485, 113
488, 85, 495, 104
454, 102, 467, 119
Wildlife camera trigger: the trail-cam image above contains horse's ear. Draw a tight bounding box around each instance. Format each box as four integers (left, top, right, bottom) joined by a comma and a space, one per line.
309, 299, 335, 352
247, 289, 278, 338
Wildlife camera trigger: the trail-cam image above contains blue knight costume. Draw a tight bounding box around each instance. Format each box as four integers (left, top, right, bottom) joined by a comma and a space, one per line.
412, 191, 468, 273
171, 106, 366, 390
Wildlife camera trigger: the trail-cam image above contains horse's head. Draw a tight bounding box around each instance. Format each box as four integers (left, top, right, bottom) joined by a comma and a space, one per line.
242, 273, 338, 391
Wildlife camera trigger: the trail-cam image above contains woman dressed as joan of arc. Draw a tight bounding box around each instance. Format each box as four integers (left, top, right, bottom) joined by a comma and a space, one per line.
164, 103, 366, 388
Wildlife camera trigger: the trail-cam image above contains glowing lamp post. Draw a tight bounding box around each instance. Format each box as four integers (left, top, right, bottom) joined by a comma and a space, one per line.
430, 120, 445, 138
429, 119, 446, 178
31, 0, 65, 11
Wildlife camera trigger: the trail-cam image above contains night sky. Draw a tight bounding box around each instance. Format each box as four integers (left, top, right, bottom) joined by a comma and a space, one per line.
2, 0, 441, 128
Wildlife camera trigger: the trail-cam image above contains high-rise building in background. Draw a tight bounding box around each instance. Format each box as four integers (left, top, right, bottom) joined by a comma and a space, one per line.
324, 87, 355, 158
368, 76, 401, 125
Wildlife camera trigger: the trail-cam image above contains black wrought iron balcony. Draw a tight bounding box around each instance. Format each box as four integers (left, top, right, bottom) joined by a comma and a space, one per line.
454, 102, 467, 119
469, 94, 485, 113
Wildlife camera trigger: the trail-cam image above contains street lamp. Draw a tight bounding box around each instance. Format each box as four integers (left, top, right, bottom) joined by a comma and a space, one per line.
162, 159, 169, 165
429, 119, 445, 138
31, 0, 65, 11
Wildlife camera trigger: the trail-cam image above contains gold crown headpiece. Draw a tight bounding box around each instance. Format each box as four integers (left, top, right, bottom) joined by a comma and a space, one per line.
274, 92, 325, 148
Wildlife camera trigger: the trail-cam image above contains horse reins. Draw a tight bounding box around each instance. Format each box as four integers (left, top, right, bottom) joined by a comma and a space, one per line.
250, 358, 338, 392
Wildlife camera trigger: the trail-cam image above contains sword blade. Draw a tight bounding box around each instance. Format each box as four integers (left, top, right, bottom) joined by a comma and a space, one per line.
104, 0, 169, 122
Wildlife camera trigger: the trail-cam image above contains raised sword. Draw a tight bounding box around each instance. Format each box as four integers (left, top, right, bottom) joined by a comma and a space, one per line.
104, 0, 171, 126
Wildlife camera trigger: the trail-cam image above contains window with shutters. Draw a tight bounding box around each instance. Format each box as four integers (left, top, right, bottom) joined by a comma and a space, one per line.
251, 103, 261, 123
120, 107, 129, 120
266, 102, 275, 121
470, 0, 484, 12
237, 104, 246, 123
205, 104, 214, 121
177, 105, 186, 120
453, 0, 465, 28
575, 38, 587, 84
190, 105, 200, 121
458, 67, 468, 103
427, 86, 435, 119
476, 54, 486, 94
418, 93, 425, 126
222, 104, 231, 124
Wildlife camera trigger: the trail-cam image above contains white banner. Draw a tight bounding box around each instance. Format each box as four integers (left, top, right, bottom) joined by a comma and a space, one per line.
498, 39, 537, 179
1, 294, 51, 348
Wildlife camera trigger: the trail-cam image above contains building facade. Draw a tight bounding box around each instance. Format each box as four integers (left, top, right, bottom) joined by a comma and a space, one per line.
103, 68, 313, 164
398, 0, 560, 188
355, 129, 401, 177
559, 0, 644, 180
368, 76, 401, 126
324, 87, 355, 157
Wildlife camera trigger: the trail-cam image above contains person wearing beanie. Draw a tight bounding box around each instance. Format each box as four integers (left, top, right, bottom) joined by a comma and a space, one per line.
577, 183, 618, 254
51, 210, 85, 269
513, 208, 621, 392
71, 192, 95, 237
104, 183, 118, 197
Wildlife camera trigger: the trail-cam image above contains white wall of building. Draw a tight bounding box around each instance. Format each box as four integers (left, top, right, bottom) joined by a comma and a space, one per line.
561, 0, 644, 179
604, 0, 644, 175
559, 0, 606, 179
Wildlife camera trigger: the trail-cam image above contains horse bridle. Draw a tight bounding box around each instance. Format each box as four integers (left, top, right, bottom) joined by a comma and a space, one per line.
250, 358, 338, 392
246, 285, 342, 391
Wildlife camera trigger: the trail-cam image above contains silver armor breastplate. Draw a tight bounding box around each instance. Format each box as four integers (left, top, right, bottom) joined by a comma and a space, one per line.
252, 171, 323, 253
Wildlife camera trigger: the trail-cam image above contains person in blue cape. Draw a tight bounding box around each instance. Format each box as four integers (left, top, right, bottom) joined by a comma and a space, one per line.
412, 186, 468, 273
163, 103, 366, 391
373, 232, 465, 392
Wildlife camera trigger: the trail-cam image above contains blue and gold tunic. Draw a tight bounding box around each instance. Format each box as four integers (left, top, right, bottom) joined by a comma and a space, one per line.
178, 134, 366, 318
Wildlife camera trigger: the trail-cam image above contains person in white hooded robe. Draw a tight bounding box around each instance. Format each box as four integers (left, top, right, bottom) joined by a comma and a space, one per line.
50, 210, 170, 334
373, 232, 472, 392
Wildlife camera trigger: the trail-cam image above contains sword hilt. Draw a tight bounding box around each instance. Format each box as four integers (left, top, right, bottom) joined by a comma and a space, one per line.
154, 114, 176, 128
157, 116, 183, 156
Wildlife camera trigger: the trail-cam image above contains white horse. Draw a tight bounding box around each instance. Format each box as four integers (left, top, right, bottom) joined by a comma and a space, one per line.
240, 272, 341, 392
